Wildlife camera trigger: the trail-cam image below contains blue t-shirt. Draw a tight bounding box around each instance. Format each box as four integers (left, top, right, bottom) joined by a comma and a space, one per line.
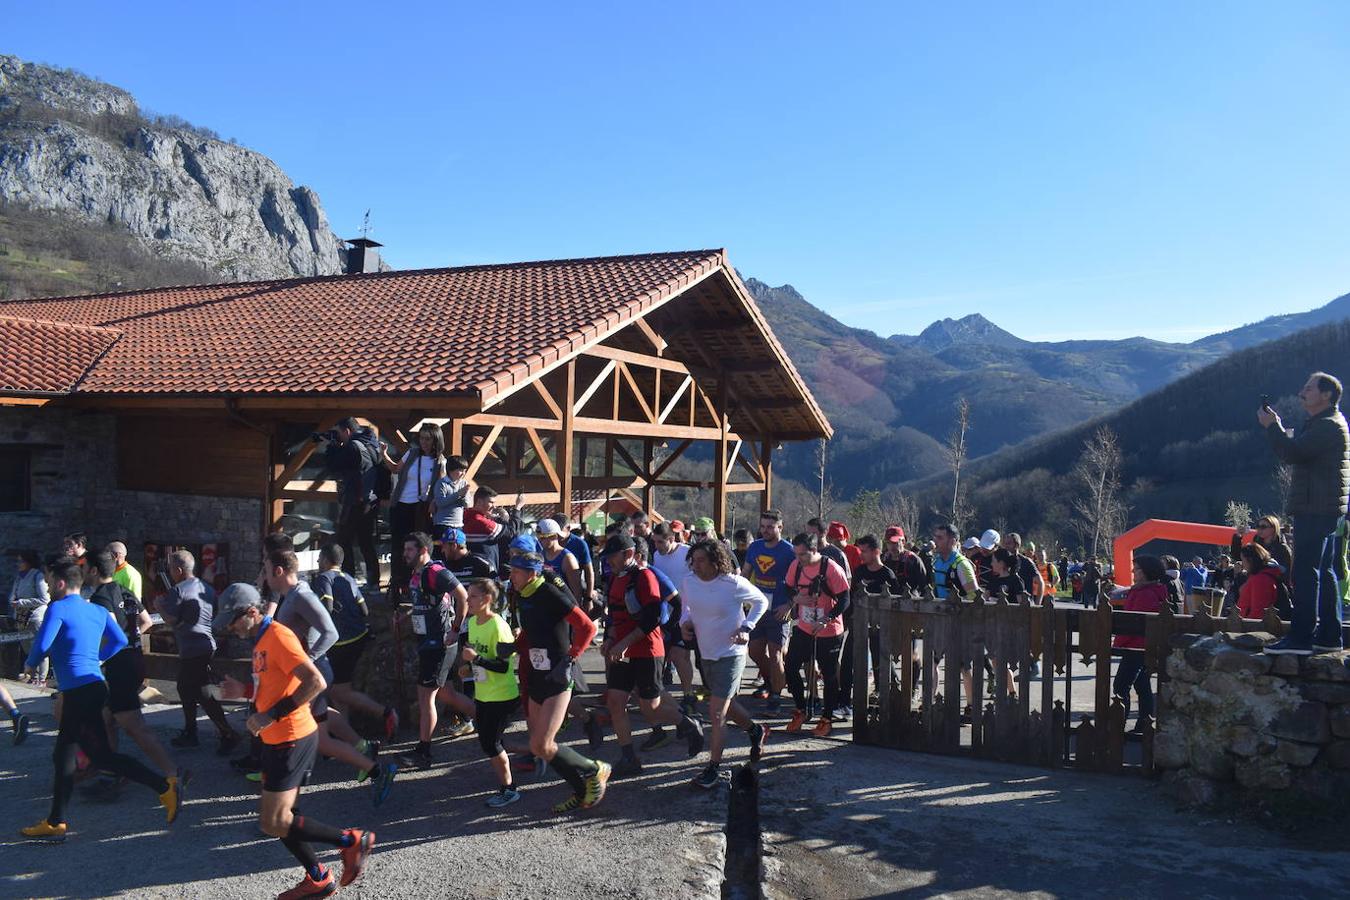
744, 539, 797, 607
26, 595, 128, 691
565, 533, 592, 568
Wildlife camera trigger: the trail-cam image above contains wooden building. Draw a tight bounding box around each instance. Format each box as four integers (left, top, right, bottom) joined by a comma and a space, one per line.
0, 250, 830, 578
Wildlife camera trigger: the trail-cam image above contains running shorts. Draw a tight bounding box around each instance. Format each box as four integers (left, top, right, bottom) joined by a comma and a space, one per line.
474, 696, 520, 757
326, 633, 370, 685
104, 648, 145, 714
607, 656, 663, 701
525, 669, 570, 705
699, 653, 747, 700
750, 609, 791, 646
260, 730, 319, 792
417, 647, 452, 689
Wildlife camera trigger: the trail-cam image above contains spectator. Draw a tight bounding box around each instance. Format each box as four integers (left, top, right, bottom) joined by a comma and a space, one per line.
999, 533, 1045, 602
385, 423, 447, 591
1159, 555, 1185, 613
8, 549, 50, 685
1113, 554, 1168, 732
1081, 558, 1104, 609
1179, 557, 1208, 594
1251, 514, 1293, 577
1261, 372, 1350, 655
431, 456, 471, 547
1237, 543, 1287, 620
321, 417, 382, 590
105, 541, 143, 599
462, 485, 525, 576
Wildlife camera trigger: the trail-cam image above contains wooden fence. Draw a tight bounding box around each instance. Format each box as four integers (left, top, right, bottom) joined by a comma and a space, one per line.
850, 590, 1300, 775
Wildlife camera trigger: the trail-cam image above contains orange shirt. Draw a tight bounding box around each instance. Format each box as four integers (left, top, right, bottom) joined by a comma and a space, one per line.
253, 618, 317, 745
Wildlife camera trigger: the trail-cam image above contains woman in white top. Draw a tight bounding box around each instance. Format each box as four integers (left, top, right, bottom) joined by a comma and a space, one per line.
8, 549, 50, 684
384, 423, 446, 592
678, 539, 771, 788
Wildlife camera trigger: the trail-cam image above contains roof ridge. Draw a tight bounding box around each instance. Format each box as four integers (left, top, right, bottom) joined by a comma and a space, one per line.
0, 313, 122, 336
0, 249, 727, 306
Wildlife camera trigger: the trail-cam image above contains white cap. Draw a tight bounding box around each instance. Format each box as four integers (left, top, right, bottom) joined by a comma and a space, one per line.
980, 529, 1001, 550
536, 518, 563, 537
962, 537, 980, 550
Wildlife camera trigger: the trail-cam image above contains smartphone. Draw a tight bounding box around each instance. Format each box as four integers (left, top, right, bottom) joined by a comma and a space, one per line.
1260, 394, 1272, 411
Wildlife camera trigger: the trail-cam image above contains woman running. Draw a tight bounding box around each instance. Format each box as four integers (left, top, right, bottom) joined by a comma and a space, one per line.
459, 579, 522, 808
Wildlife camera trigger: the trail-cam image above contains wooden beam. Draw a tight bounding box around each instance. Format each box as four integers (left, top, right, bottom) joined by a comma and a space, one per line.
532, 379, 562, 420
734, 444, 763, 483
725, 438, 743, 482
269, 415, 341, 491
760, 440, 774, 512
650, 439, 694, 482
449, 419, 464, 457
524, 427, 561, 491
612, 440, 646, 477
460, 412, 563, 431
713, 379, 730, 535
616, 362, 656, 423
464, 424, 504, 481
657, 375, 693, 424
633, 317, 668, 354
573, 417, 736, 442
727, 481, 768, 493
586, 344, 690, 375
571, 359, 617, 416
559, 360, 576, 509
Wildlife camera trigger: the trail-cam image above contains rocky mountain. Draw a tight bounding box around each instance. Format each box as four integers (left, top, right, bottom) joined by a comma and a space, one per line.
894, 313, 1028, 353
0, 55, 344, 281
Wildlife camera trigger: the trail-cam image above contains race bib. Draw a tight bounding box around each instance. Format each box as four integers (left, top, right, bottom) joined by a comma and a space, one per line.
411, 615, 427, 636
471, 664, 487, 683
529, 648, 551, 670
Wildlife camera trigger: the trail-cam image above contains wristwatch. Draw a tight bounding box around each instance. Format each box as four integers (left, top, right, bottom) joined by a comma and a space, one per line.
737, 624, 753, 634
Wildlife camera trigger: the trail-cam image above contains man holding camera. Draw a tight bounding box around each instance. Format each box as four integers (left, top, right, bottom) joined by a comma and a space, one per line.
1261, 372, 1350, 656
317, 418, 383, 591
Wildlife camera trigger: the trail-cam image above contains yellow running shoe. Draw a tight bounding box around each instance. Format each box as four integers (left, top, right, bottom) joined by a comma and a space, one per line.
160, 777, 181, 825
21, 820, 67, 842
551, 793, 583, 814
581, 761, 612, 809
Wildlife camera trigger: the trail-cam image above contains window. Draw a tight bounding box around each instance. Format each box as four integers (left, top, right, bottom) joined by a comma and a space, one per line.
0, 445, 32, 512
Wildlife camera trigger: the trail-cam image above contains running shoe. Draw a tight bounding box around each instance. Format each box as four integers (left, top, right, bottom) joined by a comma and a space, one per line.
836, 705, 853, 721
245, 771, 263, 783
216, 731, 241, 756
581, 761, 611, 809
812, 715, 833, 738
677, 715, 705, 757
277, 868, 337, 899
752, 684, 770, 700
410, 746, 433, 770
748, 723, 768, 764
613, 755, 643, 778
446, 719, 476, 738
371, 763, 397, 808
338, 829, 375, 887
640, 727, 673, 752
20, 820, 67, 842
551, 793, 583, 814
679, 694, 698, 717
785, 709, 806, 733
160, 777, 181, 825
692, 764, 721, 790
12, 713, 30, 745
582, 712, 605, 753
765, 695, 782, 714
170, 730, 199, 749
382, 706, 399, 740
486, 786, 522, 809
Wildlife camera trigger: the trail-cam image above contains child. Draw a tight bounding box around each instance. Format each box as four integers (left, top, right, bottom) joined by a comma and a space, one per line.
459, 579, 521, 808
430, 455, 470, 545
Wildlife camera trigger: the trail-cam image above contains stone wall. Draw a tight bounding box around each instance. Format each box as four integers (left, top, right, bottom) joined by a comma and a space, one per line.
1155, 631, 1350, 806
0, 407, 261, 587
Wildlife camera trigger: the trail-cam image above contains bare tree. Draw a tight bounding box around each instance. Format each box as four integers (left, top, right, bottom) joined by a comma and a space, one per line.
814, 438, 831, 522
1071, 426, 1127, 558
1273, 463, 1293, 520
945, 397, 973, 530
1223, 499, 1253, 532
879, 490, 920, 544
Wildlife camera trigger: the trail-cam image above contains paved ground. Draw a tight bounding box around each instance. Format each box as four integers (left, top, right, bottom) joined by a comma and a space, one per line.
0, 676, 727, 900
758, 733, 1350, 899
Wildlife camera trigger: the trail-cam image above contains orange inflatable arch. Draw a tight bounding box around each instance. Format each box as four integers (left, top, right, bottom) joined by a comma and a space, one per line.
1112, 518, 1254, 587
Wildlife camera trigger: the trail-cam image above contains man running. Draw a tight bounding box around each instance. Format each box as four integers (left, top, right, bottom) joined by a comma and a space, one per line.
679, 539, 770, 788
21, 557, 181, 842
0, 682, 30, 744
215, 586, 375, 899
509, 552, 610, 812
742, 510, 796, 712
158, 550, 239, 754
403, 532, 469, 768
602, 534, 704, 777
781, 533, 850, 736
650, 524, 697, 714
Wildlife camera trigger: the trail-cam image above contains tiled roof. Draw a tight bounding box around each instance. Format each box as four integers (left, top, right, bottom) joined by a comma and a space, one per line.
0, 315, 120, 395
0, 251, 723, 398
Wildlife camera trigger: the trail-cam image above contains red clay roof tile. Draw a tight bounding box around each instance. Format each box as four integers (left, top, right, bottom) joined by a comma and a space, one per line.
0, 315, 121, 395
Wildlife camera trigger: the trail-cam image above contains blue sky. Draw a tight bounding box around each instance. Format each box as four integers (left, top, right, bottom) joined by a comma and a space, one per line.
6, 2, 1348, 341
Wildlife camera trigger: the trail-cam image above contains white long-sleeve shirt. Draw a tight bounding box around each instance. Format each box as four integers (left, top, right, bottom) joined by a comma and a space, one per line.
678, 572, 769, 661
8, 568, 49, 611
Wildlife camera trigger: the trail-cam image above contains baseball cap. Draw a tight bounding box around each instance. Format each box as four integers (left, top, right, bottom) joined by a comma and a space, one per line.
963, 537, 980, 550
884, 525, 905, 543
980, 529, 1001, 551
211, 583, 264, 635
827, 521, 850, 543
440, 528, 465, 546
692, 517, 715, 534
536, 518, 562, 537
602, 534, 635, 557
508, 535, 537, 554
670, 520, 685, 533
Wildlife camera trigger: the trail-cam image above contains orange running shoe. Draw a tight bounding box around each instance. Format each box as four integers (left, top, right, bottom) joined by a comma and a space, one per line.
276, 869, 335, 899
339, 829, 375, 887
812, 715, 833, 738
785, 709, 806, 733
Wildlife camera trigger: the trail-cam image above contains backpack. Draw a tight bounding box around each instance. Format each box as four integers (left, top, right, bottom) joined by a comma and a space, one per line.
353, 430, 391, 501
621, 568, 673, 625
789, 559, 845, 611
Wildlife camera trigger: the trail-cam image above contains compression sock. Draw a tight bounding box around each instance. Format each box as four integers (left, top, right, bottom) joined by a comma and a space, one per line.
550, 746, 598, 794
288, 815, 350, 848
280, 834, 322, 874
620, 743, 638, 762
415, 740, 430, 755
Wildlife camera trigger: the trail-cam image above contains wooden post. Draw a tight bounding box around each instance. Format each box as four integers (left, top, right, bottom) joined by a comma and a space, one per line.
559, 361, 575, 513
713, 380, 729, 535
760, 439, 774, 513
449, 419, 464, 457
642, 438, 654, 513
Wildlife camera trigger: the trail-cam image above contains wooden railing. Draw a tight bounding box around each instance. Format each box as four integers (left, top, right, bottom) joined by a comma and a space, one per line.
850, 590, 1316, 775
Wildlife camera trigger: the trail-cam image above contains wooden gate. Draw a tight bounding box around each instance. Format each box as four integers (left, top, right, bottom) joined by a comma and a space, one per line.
850, 589, 1299, 774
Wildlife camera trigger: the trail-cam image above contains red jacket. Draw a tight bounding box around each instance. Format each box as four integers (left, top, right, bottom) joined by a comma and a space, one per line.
1113, 582, 1167, 650
1238, 565, 1281, 620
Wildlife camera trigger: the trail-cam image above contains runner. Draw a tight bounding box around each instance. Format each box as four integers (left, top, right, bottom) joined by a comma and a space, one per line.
83, 552, 180, 802
537, 518, 584, 604
20, 557, 180, 842
602, 534, 704, 777
270, 552, 396, 806
678, 539, 770, 788
214, 587, 375, 899
649, 524, 698, 715
509, 551, 610, 812
458, 579, 522, 807
842, 534, 902, 714
403, 532, 469, 768
158, 550, 240, 754
552, 514, 598, 612
312, 545, 400, 744
742, 509, 797, 711
0, 683, 29, 745
781, 533, 850, 736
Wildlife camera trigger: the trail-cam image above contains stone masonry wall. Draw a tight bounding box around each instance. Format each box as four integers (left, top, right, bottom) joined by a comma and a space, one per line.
1155, 631, 1350, 806
0, 407, 260, 588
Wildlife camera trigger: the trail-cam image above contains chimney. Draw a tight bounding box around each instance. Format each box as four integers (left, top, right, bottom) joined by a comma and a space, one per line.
343, 237, 383, 274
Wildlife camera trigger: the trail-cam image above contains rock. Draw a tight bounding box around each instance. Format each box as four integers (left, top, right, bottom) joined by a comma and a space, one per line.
1233, 756, 1291, 790
1184, 636, 1224, 670
1169, 633, 1204, 650
1162, 769, 1219, 807
1167, 652, 1203, 683
1271, 655, 1303, 677
1210, 644, 1272, 676
1227, 726, 1276, 758
1331, 705, 1350, 739
1275, 740, 1320, 767
1299, 682, 1350, 704
1153, 728, 1188, 769
1224, 631, 1275, 651
0, 54, 346, 281
1190, 743, 1234, 780
1326, 741, 1350, 770
1304, 654, 1350, 683
1267, 701, 1330, 744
